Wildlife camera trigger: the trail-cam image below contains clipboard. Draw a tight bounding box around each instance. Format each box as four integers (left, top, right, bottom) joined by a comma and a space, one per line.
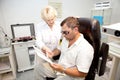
33, 45, 53, 64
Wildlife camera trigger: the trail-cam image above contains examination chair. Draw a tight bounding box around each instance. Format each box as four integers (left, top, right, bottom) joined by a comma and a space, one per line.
46, 18, 109, 80
78, 18, 109, 80
78, 18, 101, 80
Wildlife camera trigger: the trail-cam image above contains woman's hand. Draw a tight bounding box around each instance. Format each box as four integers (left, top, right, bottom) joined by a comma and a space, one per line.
46, 51, 54, 58
41, 46, 54, 58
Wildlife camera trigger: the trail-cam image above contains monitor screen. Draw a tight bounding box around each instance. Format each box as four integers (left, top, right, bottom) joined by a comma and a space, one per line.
11, 23, 35, 39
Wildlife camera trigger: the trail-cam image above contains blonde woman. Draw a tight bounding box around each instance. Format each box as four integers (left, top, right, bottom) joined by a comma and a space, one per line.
34, 5, 61, 80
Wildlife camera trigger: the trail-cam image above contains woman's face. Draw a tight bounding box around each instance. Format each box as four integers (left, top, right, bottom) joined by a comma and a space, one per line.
45, 17, 56, 27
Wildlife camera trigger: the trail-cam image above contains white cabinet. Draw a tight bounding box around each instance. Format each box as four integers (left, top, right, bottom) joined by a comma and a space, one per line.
96, 34, 120, 80
107, 50, 120, 80
12, 40, 35, 72
0, 47, 16, 80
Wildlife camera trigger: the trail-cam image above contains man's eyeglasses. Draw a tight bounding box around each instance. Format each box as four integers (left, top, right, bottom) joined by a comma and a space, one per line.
61, 31, 69, 35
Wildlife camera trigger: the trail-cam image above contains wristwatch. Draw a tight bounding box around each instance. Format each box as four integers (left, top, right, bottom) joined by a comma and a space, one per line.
62, 67, 66, 73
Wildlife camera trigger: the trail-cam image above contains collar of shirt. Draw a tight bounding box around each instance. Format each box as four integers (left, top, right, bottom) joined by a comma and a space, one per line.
67, 34, 84, 50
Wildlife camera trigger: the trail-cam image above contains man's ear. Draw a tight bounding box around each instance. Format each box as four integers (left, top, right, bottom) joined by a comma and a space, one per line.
74, 27, 78, 31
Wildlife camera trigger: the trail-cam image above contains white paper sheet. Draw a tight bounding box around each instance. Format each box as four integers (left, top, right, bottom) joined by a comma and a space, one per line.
33, 46, 53, 64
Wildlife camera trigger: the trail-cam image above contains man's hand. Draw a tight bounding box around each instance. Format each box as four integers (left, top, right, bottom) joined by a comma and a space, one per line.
50, 63, 64, 73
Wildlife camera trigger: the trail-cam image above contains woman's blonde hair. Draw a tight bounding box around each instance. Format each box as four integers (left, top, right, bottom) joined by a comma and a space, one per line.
41, 5, 57, 20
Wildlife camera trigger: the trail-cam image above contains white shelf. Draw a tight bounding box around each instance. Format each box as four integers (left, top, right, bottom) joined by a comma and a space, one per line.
0, 69, 12, 74
0, 59, 11, 72
1, 72, 15, 80
0, 47, 16, 80
0, 47, 11, 54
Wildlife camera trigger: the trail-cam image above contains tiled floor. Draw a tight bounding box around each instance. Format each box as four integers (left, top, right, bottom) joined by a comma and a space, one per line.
16, 69, 34, 80
16, 69, 109, 80
95, 72, 109, 80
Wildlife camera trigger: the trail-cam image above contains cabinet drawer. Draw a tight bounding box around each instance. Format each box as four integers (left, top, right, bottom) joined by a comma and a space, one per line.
27, 42, 35, 47
14, 44, 27, 50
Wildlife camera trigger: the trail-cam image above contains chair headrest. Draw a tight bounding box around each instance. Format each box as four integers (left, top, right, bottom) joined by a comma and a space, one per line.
77, 18, 101, 50
78, 18, 101, 80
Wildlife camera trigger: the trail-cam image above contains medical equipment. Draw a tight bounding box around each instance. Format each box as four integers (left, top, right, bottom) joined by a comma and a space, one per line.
0, 26, 11, 48
102, 23, 120, 54
102, 23, 120, 37
102, 23, 120, 80
11, 23, 35, 42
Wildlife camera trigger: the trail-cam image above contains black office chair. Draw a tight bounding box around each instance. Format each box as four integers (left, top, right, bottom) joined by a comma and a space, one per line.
97, 42, 109, 76
78, 18, 109, 80
77, 18, 101, 80
47, 17, 109, 80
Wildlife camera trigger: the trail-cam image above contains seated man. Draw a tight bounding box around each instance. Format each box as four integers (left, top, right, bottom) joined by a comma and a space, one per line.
34, 16, 94, 80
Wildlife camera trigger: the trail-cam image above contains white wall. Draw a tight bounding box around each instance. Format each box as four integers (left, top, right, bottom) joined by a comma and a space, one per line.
110, 0, 120, 23
0, 2, 6, 32
94, 0, 120, 24
0, 0, 95, 38
0, 0, 120, 38
62, 0, 94, 18
0, 0, 48, 38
